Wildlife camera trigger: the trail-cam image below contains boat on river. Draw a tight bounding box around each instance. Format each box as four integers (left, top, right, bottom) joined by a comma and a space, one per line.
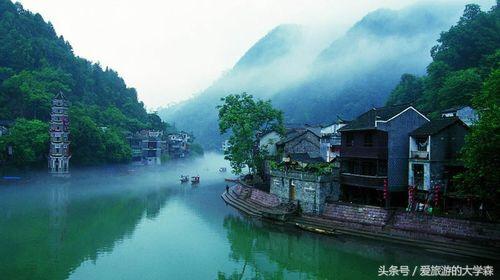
191, 176, 200, 184
295, 223, 337, 236
180, 175, 189, 183
218, 167, 227, 173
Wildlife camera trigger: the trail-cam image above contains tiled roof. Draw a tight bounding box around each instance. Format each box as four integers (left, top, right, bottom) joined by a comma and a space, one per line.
339, 104, 418, 131
410, 117, 468, 136
277, 127, 320, 145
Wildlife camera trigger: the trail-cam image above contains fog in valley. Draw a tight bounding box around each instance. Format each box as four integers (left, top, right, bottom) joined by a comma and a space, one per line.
159, 0, 496, 150
0, 153, 237, 279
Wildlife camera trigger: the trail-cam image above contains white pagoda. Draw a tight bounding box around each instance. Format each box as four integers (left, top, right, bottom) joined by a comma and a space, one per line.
48, 92, 71, 176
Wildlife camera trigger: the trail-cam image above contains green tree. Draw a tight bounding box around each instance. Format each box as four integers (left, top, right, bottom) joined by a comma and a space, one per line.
217, 93, 284, 175
386, 74, 423, 105
431, 3, 499, 70
0, 119, 48, 167
436, 69, 482, 109
457, 69, 500, 206
0, 67, 71, 120
102, 128, 132, 163
387, 2, 499, 117
70, 115, 105, 165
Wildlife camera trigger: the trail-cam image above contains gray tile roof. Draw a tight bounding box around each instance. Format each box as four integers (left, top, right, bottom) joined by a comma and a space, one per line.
339, 104, 416, 131
410, 117, 468, 136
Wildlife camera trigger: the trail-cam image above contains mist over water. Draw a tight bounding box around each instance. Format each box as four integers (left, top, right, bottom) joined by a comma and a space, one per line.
0, 153, 482, 280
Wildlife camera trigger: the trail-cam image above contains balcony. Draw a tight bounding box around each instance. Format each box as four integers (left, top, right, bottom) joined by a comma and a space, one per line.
341, 146, 387, 159
410, 150, 429, 160
340, 173, 387, 189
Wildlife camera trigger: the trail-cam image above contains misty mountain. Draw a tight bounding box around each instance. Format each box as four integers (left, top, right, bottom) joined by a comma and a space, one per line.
159, 24, 315, 147
159, 3, 467, 150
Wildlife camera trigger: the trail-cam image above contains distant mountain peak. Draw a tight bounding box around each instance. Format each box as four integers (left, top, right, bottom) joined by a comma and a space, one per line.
233, 24, 303, 70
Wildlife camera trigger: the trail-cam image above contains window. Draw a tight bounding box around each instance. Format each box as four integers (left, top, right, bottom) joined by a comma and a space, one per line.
346, 134, 354, 147
378, 161, 387, 176
344, 160, 355, 173
361, 161, 376, 176
148, 142, 157, 149
364, 133, 373, 147
416, 137, 428, 151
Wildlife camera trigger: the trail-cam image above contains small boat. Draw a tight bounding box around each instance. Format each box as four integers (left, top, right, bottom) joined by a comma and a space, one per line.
191, 176, 200, 184
295, 223, 337, 236
180, 175, 189, 183
219, 167, 227, 173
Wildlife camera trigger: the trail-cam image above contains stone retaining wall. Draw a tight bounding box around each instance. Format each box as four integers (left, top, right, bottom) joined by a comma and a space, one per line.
323, 202, 389, 226
323, 202, 500, 242
393, 212, 500, 241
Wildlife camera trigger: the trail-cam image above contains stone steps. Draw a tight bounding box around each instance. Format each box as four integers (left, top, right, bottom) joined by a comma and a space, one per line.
221, 191, 261, 217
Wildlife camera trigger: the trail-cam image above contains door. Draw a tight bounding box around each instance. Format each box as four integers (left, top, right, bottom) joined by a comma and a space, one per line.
289, 181, 296, 201
412, 164, 424, 190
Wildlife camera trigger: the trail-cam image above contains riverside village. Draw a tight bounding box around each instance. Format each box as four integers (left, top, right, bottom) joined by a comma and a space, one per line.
0, 0, 499, 279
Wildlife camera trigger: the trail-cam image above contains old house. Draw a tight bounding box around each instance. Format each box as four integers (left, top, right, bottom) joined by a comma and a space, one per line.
276, 127, 321, 159
408, 117, 469, 192
270, 154, 339, 214
127, 130, 167, 165
167, 132, 190, 158
320, 120, 347, 162
258, 130, 281, 157
142, 130, 166, 165
339, 105, 429, 206
127, 133, 143, 163
441, 106, 477, 126
268, 124, 342, 214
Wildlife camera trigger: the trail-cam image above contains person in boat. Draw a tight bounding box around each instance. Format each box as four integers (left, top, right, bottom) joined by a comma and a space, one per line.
226, 185, 229, 193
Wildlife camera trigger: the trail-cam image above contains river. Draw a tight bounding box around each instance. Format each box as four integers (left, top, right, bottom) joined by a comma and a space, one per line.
0, 153, 482, 280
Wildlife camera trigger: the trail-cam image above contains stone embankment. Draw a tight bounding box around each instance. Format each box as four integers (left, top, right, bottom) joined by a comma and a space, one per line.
222, 184, 500, 261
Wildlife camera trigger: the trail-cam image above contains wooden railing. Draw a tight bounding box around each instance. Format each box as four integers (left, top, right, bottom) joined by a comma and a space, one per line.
410, 150, 429, 159
340, 173, 387, 189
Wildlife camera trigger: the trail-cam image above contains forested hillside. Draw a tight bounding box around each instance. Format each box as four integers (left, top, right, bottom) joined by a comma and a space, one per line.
386, 3, 499, 116
159, 2, 467, 150
0, 0, 166, 167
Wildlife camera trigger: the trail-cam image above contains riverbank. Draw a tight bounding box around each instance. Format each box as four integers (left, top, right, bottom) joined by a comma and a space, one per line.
221, 184, 500, 261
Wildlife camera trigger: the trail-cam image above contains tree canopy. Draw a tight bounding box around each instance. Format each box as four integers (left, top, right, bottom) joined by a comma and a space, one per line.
218, 93, 284, 175
386, 2, 499, 116
457, 69, 500, 204
0, 0, 174, 167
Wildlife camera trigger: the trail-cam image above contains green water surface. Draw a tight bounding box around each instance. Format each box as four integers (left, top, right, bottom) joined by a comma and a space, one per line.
0, 154, 489, 280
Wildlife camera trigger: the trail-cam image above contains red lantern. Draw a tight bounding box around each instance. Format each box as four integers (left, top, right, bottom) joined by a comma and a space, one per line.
408, 185, 415, 204
434, 185, 440, 206
383, 179, 388, 200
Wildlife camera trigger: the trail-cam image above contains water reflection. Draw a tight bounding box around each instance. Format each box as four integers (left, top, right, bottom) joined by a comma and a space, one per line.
0, 176, 173, 280
0, 153, 483, 280
220, 215, 472, 280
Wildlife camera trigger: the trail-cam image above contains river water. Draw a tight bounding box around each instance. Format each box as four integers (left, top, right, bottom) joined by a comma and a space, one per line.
0, 153, 484, 280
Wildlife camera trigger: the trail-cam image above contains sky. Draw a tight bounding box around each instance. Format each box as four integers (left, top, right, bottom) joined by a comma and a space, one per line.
15, 0, 494, 110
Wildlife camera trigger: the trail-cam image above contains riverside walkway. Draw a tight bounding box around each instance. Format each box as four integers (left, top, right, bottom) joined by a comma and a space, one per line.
221, 185, 500, 261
